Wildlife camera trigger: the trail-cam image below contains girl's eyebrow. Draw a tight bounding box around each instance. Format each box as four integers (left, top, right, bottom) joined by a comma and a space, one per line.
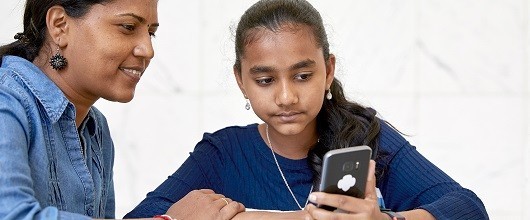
249, 59, 316, 74
290, 59, 315, 71
249, 65, 275, 74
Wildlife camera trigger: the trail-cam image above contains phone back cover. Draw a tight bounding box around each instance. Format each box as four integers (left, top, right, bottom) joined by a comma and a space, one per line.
319, 146, 371, 198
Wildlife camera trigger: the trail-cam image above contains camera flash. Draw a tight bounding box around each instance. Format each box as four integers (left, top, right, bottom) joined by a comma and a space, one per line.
355, 161, 359, 169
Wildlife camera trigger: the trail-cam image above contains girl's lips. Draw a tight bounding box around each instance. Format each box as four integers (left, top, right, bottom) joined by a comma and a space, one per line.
276, 112, 301, 123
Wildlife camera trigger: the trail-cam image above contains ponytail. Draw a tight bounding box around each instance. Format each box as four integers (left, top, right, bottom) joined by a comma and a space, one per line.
309, 79, 381, 188
0, 0, 112, 63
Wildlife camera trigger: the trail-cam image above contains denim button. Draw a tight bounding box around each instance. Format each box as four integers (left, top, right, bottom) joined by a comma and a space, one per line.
87, 209, 93, 216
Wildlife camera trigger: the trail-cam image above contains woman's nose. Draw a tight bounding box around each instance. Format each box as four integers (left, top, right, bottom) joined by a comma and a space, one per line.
134, 34, 155, 60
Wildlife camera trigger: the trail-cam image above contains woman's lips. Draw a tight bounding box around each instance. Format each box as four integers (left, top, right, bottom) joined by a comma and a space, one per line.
120, 67, 143, 81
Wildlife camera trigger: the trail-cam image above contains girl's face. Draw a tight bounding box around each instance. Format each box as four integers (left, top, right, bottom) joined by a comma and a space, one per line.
236, 24, 335, 138
61, 0, 158, 103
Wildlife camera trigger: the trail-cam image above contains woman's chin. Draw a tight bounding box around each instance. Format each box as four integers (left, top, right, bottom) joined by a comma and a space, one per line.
106, 93, 135, 103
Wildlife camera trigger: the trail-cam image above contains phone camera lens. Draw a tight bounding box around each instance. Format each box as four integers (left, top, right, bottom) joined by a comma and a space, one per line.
342, 162, 354, 171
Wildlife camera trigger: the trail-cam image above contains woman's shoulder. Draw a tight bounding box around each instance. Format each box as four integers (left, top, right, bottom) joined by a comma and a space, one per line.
1, 55, 67, 116
1, 56, 28, 92
0, 57, 40, 118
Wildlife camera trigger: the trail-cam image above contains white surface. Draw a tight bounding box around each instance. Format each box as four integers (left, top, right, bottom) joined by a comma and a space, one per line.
1, 0, 528, 219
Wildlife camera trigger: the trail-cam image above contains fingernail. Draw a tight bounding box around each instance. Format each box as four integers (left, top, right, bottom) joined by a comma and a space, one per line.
308, 193, 317, 203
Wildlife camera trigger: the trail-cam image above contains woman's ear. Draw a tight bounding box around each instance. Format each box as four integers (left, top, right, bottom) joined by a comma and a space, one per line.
233, 65, 248, 98
46, 6, 69, 47
326, 54, 336, 88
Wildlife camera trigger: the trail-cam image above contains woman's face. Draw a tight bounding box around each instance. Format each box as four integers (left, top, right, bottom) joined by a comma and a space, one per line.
236, 24, 335, 137
62, 0, 158, 103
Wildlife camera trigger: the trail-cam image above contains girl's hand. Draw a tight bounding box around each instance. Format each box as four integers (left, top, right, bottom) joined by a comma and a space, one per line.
165, 189, 245, 220
231, 210, 313, 220
305, 160, 389, 220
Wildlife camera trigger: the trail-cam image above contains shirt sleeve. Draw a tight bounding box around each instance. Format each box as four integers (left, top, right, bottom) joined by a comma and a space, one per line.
124, 135, 222, 218
377, 122, 489, 219
0, 90, 90, 220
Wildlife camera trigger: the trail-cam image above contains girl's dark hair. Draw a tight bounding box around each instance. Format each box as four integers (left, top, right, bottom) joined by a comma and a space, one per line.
234, 0, 382, 188
0, 0, 112, 62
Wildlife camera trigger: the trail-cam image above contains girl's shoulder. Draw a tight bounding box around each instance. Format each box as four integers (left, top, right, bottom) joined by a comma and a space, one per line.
198, 123, 260, 147
376, 119, 415, 159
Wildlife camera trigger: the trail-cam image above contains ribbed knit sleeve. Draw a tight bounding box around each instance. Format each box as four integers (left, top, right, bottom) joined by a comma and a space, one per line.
124, 135, 218, 218
376, 121, 489, 220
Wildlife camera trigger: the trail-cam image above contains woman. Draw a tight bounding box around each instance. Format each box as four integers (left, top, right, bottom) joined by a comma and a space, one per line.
0, 0, 243, 219
125, 0, 489, 219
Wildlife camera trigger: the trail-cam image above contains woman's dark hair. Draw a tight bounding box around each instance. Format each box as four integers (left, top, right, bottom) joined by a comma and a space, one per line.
0, 0, 112, 62
234, 0, 382, 188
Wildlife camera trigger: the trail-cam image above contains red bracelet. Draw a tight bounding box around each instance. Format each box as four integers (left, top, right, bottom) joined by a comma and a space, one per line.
153, 214, 174, 220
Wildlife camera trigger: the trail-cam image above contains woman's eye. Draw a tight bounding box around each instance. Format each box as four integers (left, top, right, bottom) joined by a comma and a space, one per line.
256, 77, 274, 85
149, 32, 157, 38
121, 24, 136, 32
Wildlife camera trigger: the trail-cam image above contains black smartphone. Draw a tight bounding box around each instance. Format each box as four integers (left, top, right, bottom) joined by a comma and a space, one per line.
318, 145, 372, 210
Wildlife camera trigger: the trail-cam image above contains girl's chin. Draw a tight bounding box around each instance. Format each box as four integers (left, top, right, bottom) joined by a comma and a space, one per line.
269, 123, 305, 136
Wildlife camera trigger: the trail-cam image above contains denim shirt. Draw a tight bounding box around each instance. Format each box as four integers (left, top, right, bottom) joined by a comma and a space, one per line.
0, 56, 115, 220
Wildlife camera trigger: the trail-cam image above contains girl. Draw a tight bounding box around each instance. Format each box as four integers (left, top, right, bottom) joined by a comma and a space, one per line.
126, 0, 489, 219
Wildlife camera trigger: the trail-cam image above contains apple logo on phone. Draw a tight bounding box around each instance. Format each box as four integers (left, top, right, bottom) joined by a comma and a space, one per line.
337, 174, 356, 191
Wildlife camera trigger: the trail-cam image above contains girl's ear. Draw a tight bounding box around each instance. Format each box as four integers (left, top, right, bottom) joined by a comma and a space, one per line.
233, 65, 248, 98
46, 6, 70, 47
325, 54, 336, 88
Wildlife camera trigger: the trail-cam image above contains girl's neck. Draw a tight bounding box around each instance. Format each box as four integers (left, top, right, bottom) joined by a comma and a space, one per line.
260, 123, 319, 160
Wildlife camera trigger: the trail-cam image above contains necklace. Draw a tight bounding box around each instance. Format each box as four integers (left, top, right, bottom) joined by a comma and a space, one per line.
265, 124, 313, 210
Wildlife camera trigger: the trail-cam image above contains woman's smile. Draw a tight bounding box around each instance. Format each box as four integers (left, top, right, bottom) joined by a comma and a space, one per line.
119, 67, 144, 82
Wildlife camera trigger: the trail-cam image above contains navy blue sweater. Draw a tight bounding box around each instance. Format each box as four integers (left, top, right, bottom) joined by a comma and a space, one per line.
125, 122, 488, 219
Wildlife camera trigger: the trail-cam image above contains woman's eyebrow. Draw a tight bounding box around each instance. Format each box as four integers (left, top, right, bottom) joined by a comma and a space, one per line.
117, 13, 145, 23
117, 13, 160, 29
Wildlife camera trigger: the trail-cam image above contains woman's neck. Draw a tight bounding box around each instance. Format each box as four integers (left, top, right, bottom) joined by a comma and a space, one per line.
34, 56, 95, 127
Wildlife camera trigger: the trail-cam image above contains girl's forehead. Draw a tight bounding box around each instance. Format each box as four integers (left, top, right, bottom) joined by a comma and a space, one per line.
243, 24, 317, 49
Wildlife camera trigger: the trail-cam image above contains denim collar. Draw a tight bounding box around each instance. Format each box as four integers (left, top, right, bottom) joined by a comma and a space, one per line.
2, 56, 98, 136
3, 55, 71, 124
81, 109, 97, 137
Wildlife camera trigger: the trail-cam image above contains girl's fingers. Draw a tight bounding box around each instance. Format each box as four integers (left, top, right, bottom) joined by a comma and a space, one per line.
364, 160, 378, 202
308, 192, 369, 213
306, 204, 366, 220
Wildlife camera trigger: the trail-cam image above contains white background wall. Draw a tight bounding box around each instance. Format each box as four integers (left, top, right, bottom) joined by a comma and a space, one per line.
1, 0, 528, 219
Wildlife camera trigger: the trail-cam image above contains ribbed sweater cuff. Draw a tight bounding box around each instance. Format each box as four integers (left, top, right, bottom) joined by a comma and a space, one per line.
419, 190, 489, 220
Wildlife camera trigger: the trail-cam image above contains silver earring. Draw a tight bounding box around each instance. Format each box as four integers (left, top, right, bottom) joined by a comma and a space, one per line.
245, 99, 251, 110
326, 90, 332, 100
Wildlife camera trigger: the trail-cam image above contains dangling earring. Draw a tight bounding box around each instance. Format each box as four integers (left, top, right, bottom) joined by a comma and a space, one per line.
245, 99, 251, 110
49, 47, 68, 70
326, 90, 332, 100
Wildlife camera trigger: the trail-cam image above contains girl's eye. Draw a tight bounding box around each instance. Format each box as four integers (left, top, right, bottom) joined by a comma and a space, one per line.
149, 32, 157, 38
295, 72, 312, 81
256, 77, 274, 85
